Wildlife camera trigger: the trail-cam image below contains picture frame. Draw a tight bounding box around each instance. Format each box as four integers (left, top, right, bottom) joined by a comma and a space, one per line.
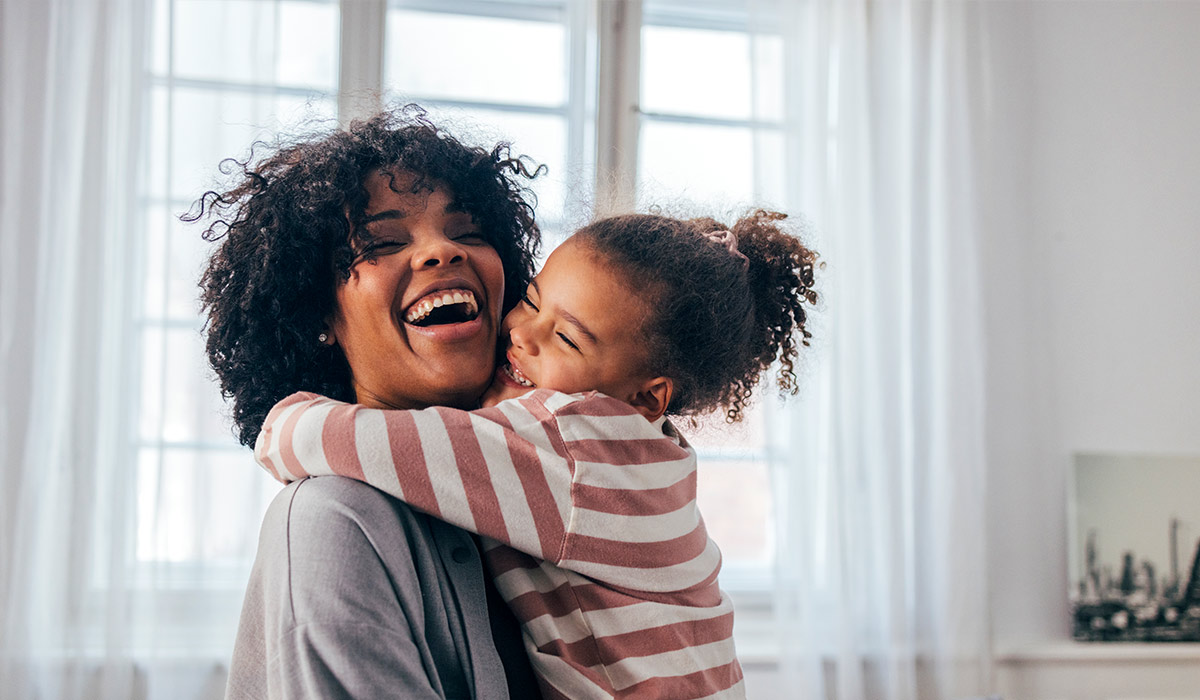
1069, 452, 1200, 642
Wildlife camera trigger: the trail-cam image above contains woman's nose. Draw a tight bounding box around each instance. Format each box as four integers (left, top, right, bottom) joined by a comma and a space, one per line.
411, 234, 465, 268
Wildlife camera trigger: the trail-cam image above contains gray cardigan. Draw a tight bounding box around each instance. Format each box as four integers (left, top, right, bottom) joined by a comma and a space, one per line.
225, 476, 538, 699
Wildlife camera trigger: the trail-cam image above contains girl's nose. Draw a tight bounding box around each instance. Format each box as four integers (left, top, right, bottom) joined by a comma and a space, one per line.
508, 321, 538, 356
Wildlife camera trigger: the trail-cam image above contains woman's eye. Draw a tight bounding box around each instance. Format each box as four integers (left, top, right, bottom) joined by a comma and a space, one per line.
521, 293, 539, 311
367, 241, 405, 255
557, 332, 580, 351
454, 230, 486, 243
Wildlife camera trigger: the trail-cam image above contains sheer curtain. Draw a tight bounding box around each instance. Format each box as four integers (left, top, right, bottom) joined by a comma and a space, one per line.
0, 1, 245, 698
757, 1, 992, 698
1, 0, 152, 697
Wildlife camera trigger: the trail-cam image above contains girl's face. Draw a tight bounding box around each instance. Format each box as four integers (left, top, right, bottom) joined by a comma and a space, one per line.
482, 237, 672, 419
330, 169, 505, 410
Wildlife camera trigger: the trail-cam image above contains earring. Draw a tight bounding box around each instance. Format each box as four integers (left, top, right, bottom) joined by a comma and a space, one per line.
318, 332, 329, 344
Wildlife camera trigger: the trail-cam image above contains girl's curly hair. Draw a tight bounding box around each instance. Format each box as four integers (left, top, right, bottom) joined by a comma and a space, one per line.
575, 210, 819, 422
186, 106, 542, 446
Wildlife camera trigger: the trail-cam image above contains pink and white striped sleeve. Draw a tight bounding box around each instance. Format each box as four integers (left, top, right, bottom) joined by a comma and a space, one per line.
253, 391, 576, 562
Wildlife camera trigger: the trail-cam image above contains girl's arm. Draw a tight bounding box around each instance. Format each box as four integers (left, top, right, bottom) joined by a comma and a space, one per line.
256, 390, 712, 589
255, 390, 670, 564
256, 390, 577, 562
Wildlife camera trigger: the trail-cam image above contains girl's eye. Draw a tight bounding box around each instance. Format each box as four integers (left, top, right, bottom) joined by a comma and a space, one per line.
521, 293, 539, 311
557, 332, 580, 351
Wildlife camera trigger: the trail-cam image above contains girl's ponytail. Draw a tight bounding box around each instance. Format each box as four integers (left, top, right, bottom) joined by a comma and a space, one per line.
731, 210, 820, 406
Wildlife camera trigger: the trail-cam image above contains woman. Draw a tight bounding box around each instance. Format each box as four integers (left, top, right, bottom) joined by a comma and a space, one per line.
189, 107, 544, 699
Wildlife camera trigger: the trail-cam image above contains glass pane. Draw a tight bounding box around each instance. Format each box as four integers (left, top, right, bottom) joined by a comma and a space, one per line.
169, 88, 336, 201
686, 400, 767, 452
137, 447, 276, 563
146, 87, 170, 200
413, 105, 570, 226
696, 459, 773, 565
638, 120, 755, 210
277, 1, 342, 89
139, 326, 234, 444
142, 204, 218, 320
151, 0, 170, 75
755, 128, 787, 208
385, 10, 565, 107
172, 0, 338, 90
642, 25, 754, 120
752, 34, 785, 122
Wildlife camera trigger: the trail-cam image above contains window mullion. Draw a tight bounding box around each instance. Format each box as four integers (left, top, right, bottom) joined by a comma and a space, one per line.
338, 0, 387, 124
594, 0, 641, 216
565, 0, 597, 228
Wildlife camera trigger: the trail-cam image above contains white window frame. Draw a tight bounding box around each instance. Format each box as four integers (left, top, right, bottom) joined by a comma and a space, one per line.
131, 0, 783, 636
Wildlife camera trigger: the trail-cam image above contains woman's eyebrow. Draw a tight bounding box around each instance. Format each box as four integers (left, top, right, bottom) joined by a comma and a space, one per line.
362, 209, 407, 225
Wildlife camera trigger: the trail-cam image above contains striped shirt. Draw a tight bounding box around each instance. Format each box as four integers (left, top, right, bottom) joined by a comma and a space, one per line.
255, 389, 745, 699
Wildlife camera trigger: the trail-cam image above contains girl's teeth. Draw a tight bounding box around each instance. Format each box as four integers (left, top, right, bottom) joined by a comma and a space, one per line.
505, 363, 534, 387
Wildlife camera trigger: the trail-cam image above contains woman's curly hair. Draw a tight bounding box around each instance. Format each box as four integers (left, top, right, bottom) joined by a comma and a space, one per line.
575, 210, 819, 422
185, 106, 542, 446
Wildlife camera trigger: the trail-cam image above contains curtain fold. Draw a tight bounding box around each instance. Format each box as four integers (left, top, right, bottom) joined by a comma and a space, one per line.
1, 0, 150, 697
757, 1, 992, 697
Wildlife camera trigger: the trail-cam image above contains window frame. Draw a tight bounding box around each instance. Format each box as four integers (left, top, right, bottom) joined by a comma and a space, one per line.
132, 0, 783, 606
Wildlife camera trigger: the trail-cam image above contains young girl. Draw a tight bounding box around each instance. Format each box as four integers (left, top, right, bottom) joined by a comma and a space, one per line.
256, 210, 819, 699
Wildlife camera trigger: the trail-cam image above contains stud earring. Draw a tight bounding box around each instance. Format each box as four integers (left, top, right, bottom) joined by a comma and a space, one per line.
318, 332, 329, 344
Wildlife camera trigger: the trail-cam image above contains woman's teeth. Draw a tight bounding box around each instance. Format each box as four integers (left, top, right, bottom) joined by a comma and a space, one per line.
504, 363, 535, 388
404, 289, 478, 324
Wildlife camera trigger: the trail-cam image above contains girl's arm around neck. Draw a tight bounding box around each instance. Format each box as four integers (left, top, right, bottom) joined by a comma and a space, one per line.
255, 390, 580, 562
254, 389, 706, 588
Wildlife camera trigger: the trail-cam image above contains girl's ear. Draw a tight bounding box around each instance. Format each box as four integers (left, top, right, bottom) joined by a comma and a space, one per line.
626, 377, 673, 422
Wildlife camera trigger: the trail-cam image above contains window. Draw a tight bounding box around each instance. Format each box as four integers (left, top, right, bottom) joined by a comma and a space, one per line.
136, 0, 787, 647
132, 0, 342, 651
636, 1, 787, 592
379, 0, 596, 238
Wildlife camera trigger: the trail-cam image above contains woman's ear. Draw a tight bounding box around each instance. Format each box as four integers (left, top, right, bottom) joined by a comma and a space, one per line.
626, 377, 673, 422
319, 318, 338, 346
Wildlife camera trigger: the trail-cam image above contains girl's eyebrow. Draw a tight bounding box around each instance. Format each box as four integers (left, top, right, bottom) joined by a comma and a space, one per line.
561, 310, 599, 346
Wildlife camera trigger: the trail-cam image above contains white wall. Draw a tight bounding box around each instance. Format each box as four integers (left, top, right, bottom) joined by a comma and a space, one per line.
981, 1, 1200, 697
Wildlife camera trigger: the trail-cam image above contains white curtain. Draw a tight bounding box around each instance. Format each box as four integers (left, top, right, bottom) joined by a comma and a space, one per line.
2, 0, 300, 697
0, 0, 173, 698
1, 0, 147, 694
758, 1, 992, 698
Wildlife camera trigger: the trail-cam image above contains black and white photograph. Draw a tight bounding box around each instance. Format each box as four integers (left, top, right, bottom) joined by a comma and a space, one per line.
1071, 453, 1200, 642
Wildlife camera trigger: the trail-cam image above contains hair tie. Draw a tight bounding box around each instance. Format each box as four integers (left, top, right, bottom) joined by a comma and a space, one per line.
703, 229, 749, 271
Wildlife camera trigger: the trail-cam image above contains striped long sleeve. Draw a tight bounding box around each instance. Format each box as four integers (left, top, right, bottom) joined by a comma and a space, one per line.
255, 389, 744, 698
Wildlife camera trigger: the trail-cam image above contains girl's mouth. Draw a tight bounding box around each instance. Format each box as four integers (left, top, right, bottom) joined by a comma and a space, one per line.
500, 362, 536, 388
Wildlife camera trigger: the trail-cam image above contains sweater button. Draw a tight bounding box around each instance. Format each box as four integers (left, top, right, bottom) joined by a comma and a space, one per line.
451, 546, 472, 564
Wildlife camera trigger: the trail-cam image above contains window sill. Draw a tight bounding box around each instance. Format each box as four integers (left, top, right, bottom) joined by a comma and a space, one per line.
994, 641, 1200, 663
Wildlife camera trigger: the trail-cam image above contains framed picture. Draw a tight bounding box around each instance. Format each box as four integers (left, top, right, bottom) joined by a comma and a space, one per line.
1069, 453, 1200, 642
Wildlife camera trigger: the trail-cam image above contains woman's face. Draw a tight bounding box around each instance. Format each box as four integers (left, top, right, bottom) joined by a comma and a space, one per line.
329, 169, 505, 410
